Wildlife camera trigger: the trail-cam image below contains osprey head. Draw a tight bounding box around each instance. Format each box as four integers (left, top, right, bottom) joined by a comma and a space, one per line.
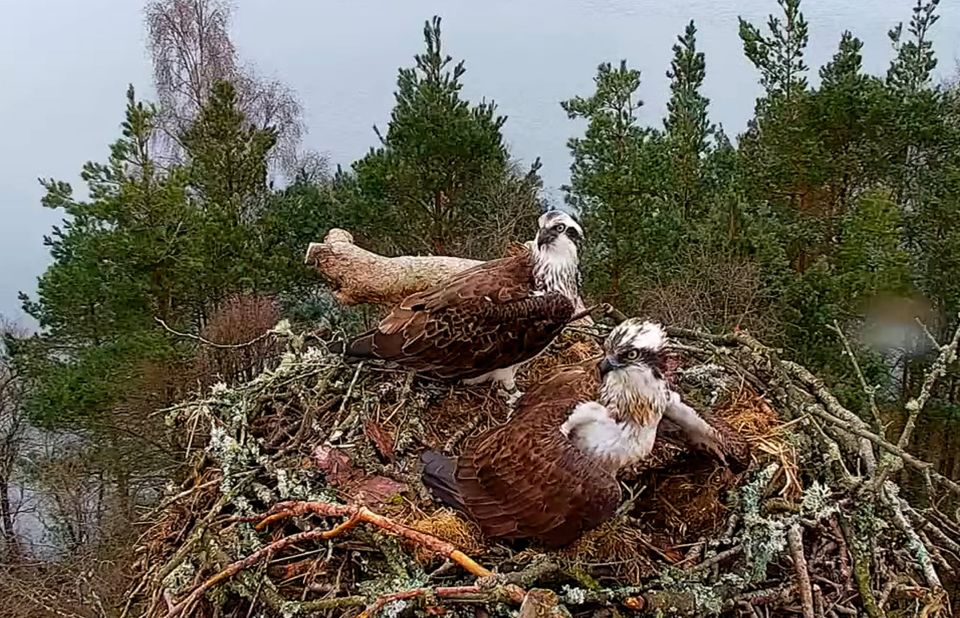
600, 319, 667, 377
535, 210, 583, 251
598, 319, 669, 419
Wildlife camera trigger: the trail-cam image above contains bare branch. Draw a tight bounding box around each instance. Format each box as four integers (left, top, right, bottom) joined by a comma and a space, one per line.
897, 313, 960, 450
830, 320, 884, 435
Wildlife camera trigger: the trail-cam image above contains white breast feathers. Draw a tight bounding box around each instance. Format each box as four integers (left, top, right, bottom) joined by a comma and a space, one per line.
560, 401, 659, 469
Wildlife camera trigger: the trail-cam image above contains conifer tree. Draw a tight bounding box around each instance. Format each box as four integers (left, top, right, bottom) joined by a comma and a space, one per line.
563, 61, 670, 305
664, 20, 713, 219
15, 88, 192, 423
351, 16, 539, 258
738, 0, 809, 102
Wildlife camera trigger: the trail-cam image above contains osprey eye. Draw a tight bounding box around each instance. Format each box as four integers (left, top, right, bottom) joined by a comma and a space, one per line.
624, 349, 640, 361
556, 223, 566, 233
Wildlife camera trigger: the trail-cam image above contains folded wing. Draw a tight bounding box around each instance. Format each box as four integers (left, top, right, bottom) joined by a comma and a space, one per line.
453, 368, 620, 547
346, 253, 575, 379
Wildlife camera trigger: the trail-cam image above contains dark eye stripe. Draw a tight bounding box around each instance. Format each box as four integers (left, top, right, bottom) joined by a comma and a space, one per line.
619, 348, 667, 375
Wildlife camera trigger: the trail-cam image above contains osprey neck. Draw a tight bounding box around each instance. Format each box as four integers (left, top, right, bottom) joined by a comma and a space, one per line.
531, 241, 580, 302
599, 367, 669, 428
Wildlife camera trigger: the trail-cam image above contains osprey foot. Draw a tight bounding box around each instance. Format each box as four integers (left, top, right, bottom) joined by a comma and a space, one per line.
498, 387, 524, 413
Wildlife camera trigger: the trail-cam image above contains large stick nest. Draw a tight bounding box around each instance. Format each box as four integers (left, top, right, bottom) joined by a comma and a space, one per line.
127, 322, 959, 618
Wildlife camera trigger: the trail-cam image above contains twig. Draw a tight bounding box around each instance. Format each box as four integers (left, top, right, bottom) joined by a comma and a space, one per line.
685, 545, 743, 576
830, 321, 884, 434
444, 409, 484, 452
828, 516, 853, 589
166, 513, 364, 617
781, 360, 877, 474
903, 502, 960, 558
787, 524, 815, 618
805, 403, 960, 499
154, 316, 274, 349
328, 361, 365, 441
915, 317, 942, 351
896, 314, 960, 450
356, 584, 525, 618
883, 483, 942, 589
604, 304, 629, 324
156, 479, 219, 511
256, 500, 492, 576
566, 303, 602, 324
839, 515, 885, 618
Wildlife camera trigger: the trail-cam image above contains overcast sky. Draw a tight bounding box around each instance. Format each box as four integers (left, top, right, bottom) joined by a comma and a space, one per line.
2, 0, 959, 323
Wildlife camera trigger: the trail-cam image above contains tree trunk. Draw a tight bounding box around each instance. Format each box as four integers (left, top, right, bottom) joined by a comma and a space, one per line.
0, 474, 19, 559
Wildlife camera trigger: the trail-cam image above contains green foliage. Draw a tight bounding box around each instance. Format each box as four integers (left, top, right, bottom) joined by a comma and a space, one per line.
887, 0, 940, 94
14, 82, 328, 424
563, 60, 671, 304
738, 0, 809, 100
564, 0, 960, 416
664, 21, 714, 218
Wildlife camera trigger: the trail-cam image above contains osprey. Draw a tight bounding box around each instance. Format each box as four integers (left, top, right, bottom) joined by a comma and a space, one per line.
420, 319, 738, 548
333, 211, 584, 398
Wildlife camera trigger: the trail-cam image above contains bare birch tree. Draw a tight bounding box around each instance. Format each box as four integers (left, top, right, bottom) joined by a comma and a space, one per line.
0, 318, 26, 560
145, 0, 315, 177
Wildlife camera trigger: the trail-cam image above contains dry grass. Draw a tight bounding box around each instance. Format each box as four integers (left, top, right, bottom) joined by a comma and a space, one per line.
559, 517, 659, 584
714, 385, 802, 500
404, 508, 485, 564
522, 332, 601, 386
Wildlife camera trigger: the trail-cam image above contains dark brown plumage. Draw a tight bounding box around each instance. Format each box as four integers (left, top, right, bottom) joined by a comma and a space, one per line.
339, 250, 576, 381
421, 367, 620, 548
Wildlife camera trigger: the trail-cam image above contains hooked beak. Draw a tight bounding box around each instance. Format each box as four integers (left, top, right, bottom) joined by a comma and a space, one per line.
537, 226, 560, 248
598, 356, 616, 377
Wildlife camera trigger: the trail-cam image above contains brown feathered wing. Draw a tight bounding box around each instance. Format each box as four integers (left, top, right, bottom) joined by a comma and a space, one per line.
452, 367, 621, 547
345, 252, 575, 380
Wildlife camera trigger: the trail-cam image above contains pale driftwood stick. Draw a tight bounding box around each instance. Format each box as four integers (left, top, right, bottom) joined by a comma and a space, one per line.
305, 228, 594, 324
305, 229, 483, 306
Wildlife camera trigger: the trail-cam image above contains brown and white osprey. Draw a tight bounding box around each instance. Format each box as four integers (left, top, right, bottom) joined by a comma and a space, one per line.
420, 319, 736, 548
333, 211, 584, 398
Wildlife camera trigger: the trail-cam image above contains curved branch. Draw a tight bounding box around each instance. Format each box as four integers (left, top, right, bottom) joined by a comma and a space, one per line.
305, 229, 483, 306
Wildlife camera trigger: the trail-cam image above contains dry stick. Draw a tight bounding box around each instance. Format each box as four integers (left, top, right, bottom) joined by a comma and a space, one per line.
787, 524, 815, 618
685, 545, 743, 576
830, 321, 884, 435
827, 517, 853, 591
327, 361, 365, 442
154, 316, 275, 349
805, 403, 960, 498
356, 584, 525, 618
253, 500, 492, 577
896, 315, 960, 450
566, 303, 603, 324
166, 514, 364, 618
883, 484, 943, 590
839, 516, 885, 618
903, 502, 960, 558
916, 527, 956, 578
780, 360, 877, 474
